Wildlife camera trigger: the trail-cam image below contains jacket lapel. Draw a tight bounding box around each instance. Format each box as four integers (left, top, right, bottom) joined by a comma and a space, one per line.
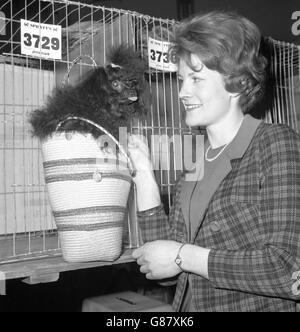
180, 141, 232, 238
191, 154, 232, 243
179, 115, 262, 243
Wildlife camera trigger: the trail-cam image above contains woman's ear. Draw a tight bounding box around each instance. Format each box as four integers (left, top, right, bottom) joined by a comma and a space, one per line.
229, 91, 241, 99
229, 91, 241, 108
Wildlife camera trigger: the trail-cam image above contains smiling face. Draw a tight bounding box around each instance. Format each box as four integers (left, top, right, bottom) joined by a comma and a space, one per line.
178, 54, 236, 128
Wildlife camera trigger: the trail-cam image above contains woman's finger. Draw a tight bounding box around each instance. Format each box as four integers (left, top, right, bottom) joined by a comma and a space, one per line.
132, 247, 143, 259
137, 258, 145, 266
140, 264, 150, 274
146, 272, 154, 280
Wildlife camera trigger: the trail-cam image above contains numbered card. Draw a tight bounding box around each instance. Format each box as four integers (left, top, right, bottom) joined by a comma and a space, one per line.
21, 19, 62, 60
148, 37, 178, 72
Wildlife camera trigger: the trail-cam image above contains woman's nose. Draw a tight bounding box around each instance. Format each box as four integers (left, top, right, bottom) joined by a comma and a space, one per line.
179, 80, 190, 100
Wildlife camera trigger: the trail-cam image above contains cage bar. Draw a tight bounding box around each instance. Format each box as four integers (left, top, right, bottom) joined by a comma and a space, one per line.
0, 0, 299, 265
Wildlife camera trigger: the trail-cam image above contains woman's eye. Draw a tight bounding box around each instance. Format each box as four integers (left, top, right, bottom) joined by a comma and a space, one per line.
192, 77, 202, 83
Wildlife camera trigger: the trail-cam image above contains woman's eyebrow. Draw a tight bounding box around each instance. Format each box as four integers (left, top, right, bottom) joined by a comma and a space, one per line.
188, 71, 204, 77
178, 71, 196, 78
178, 69, 203, 79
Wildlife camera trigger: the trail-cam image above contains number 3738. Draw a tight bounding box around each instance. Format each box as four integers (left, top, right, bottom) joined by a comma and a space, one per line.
150, 49, 177, 64
23, 33, 60, 50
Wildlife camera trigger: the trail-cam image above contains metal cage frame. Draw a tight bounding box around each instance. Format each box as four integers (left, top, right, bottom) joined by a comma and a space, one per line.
0, 0, 299, 268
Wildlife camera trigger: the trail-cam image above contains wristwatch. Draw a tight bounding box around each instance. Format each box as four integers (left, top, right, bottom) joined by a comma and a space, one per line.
175, 243, 186, 271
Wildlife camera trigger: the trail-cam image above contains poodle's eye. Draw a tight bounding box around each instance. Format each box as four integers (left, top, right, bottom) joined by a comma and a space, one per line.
112, 80, 122, 90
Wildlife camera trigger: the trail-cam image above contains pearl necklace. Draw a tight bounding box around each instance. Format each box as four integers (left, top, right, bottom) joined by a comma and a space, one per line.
205, 143, 229, 162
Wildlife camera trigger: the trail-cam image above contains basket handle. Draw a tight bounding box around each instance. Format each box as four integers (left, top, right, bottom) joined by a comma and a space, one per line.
56, 116, 136, 177
62, 55, 98, 86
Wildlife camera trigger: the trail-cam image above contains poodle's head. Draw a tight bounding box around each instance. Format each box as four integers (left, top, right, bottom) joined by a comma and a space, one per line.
102, 45, 149, 117
29, 45, 150, 140
76, 45, 149, 121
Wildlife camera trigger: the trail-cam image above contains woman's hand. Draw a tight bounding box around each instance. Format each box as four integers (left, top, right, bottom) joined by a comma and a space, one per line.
127, 134, 154, 183
132, 240, 183, 280
128, 134, 161, 211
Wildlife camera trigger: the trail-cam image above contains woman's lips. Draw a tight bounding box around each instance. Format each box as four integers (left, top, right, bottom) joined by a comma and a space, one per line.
184, 104, 202, 111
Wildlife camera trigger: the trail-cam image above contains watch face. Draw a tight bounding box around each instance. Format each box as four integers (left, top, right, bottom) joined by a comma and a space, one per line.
175, 258, 182, 265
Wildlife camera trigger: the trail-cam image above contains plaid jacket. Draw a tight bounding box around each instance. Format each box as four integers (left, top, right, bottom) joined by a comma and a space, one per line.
138, 119, 300, 312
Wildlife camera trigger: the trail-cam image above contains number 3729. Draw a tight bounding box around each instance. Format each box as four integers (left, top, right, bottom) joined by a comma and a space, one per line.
23, 33, 60, 51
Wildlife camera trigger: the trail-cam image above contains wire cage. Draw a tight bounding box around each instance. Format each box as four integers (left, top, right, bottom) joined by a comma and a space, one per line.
0, 0, 188, 264
0, 0, 299, 265
264, 38, 300, 132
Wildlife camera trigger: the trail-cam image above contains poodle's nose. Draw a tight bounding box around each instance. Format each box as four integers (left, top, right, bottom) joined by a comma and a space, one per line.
127, 90, 138, 102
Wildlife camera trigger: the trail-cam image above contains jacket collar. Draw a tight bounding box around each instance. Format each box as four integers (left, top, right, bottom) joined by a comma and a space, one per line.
224, 114, 262, 160
180, 114, 262, 243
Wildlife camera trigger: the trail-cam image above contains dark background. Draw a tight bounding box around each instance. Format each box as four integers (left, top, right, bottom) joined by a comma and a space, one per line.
1, 0, 299, 43
0, 263, 175, 312
95, 0, 299, 43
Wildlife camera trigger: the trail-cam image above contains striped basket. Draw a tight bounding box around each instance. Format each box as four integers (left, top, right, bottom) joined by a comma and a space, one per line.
42, 117, 134, 263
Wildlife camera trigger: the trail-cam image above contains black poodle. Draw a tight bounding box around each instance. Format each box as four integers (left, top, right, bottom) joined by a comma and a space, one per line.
29, 45, 149, 141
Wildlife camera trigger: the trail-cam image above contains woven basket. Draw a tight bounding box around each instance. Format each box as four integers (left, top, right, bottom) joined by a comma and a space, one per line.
42, 117, 135, 263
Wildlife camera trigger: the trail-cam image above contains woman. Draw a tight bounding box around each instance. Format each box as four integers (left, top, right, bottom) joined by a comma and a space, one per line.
128, 11, 300, 312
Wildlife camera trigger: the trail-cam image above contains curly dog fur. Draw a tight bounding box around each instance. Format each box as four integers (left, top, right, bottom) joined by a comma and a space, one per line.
29, 45, 149, 140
